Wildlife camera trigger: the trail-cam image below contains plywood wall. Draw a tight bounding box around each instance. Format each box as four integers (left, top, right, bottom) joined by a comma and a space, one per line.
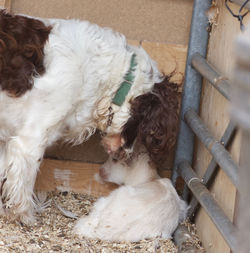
10, 0, 193, 44
193, 0, 247, 252
0, 0, 10, 10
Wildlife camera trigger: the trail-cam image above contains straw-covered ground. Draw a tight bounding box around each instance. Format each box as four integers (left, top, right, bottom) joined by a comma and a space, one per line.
0, 192, 205, 253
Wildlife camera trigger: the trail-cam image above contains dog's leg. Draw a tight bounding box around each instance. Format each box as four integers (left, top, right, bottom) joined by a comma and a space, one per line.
1, 135, 45, 224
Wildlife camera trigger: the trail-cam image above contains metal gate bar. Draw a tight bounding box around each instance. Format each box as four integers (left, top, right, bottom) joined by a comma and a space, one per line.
191, 53, 232, 100
186, 52, 237, 217
184, 109, 239, 188
175, 64, 239, 252
178, 161, 238, 252
187, 120, 237, 218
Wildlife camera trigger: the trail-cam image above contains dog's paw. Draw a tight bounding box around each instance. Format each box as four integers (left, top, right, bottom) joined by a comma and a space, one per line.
0, 176, 36, 224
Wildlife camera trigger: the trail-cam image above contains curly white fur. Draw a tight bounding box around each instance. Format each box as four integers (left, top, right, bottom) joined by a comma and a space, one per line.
74, 153, 187, 242
0, 16, 162, 223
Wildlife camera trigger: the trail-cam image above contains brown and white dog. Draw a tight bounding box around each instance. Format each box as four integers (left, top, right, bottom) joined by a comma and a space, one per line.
0, 10, 179, 223
74, 152, 187, 242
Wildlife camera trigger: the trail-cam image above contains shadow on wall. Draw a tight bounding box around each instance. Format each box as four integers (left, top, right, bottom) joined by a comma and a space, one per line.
45, 133, 108, 164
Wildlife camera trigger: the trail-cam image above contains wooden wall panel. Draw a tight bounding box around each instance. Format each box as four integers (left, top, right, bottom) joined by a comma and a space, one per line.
142, 42, 187, 85
10, 0, 193, 44
35, 159, 171, 197
0, 0, 11, 10
35, 159, 117, 197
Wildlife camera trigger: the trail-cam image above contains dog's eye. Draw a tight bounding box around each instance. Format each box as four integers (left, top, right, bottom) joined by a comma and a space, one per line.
112, 158, 118, 163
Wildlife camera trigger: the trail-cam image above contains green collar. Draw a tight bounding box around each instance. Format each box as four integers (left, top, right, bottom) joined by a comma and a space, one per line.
112, 54, 137, 106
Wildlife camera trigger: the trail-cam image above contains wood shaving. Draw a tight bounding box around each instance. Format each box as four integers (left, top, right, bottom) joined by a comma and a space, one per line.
0, 192, 205, 252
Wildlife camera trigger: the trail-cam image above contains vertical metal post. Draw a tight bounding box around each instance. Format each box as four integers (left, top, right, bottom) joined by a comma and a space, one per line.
172, 0, 212, 185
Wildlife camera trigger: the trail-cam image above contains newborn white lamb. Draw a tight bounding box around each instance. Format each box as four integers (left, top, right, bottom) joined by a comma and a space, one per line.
74, 153, 187, 242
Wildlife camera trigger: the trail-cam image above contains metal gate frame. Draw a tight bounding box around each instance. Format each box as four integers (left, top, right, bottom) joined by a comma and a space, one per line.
172, 1, 240, 252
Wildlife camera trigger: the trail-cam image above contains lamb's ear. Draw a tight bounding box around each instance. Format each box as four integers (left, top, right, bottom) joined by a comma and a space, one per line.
122, 75, 180, 164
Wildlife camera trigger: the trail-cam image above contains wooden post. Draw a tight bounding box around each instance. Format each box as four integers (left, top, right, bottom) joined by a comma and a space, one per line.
0, 0, 11, 11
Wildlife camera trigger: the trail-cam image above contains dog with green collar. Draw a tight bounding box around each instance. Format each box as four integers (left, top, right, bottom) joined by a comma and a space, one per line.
0, 11, 179, 224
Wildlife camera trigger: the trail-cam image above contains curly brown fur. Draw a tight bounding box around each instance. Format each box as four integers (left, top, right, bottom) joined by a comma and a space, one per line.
121, 75, 180, 165
0, 10, 51, 97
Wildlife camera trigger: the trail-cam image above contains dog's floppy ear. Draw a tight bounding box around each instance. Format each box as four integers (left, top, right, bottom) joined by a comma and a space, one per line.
0, 10, 51, 97
122, 75, 180, 164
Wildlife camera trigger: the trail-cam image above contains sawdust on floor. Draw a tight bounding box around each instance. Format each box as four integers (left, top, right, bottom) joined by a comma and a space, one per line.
0, 192, 205, 253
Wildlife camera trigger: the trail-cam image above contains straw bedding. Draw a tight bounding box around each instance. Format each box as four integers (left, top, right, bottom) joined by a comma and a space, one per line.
0, 192, 205, 252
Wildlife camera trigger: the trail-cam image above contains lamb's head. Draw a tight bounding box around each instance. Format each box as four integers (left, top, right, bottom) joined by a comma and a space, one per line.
97, 152, 159, 186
